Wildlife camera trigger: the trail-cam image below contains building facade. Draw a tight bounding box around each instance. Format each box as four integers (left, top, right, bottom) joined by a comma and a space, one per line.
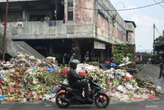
0, 0, 136, 62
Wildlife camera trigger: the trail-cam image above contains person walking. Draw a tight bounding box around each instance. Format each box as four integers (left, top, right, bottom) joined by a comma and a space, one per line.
159, 56, 164, 80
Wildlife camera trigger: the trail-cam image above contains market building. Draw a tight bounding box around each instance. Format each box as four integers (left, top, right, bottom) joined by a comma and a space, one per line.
0, 0, 136, 62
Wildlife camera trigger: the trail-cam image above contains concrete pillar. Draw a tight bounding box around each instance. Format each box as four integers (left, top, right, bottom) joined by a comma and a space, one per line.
22, 9, 29, 21
72, 40, 81, 60
100, 51, 104, 61
64, 0, 68, 22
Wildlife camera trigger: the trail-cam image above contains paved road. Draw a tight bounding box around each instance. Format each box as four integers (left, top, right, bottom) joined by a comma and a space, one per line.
0, 96, 164, 110
136, 64, 164, 93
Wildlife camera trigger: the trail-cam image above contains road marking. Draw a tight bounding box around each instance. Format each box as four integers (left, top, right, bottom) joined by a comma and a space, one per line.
145, 105, 158, 108
141, 104, 158, 109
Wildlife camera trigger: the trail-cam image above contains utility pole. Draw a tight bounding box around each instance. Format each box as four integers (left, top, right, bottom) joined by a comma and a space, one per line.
153, 24, 155, 43
2, 0, 8, 61
153, 24, 155, 55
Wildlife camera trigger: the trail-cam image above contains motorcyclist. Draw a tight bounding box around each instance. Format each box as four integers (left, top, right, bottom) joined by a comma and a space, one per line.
67, 59, 92, 102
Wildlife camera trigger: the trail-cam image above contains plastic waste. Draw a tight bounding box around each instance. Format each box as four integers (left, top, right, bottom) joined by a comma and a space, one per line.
47, 68, 54, 73
51, 88, 57, 93
0, 74, 3, 79
32, 66, 37, 70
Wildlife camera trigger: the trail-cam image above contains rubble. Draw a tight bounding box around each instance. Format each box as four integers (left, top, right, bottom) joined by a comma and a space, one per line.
0, 54, 159, 103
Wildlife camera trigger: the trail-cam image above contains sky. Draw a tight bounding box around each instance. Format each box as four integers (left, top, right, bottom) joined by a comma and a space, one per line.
110, 0, 164, 52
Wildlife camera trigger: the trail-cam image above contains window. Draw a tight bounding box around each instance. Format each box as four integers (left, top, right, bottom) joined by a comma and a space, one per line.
126, 31, 129, 42
126, 31, 133, 42
68, 0, 73, 21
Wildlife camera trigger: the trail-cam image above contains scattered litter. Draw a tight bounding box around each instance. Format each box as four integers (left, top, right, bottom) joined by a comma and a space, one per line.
0, 54, 158, 103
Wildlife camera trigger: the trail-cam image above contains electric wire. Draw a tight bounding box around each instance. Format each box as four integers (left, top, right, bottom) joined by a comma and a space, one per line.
153, 0, 164, 8
78, 1, 164, 11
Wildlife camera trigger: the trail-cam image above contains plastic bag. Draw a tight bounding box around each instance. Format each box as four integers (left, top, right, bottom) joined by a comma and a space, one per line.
47, 68, 54, 73
0, 74, 3, 79
51, 88, 57, 93
61, 67, 70, 76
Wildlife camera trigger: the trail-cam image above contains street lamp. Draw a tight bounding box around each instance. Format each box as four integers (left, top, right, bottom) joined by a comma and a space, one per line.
2, 0, 8, 61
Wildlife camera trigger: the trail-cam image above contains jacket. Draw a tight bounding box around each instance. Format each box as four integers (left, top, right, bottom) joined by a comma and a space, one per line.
67, 68, 83, 85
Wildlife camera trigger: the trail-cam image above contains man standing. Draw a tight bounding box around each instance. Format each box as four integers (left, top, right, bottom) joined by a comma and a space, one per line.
123, 55, 129, 63
84, 51, 89, 63
159, 56, 164, 80
62, 52, 69, 65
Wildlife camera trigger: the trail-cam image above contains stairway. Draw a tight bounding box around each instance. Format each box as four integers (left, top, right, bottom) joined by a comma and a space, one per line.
6, 40, 44, 59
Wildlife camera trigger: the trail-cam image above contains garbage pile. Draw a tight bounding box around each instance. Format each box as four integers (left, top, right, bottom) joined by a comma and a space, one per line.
77, 64, 157, 102
0, 54, 158, 103
0, 54, 64, 103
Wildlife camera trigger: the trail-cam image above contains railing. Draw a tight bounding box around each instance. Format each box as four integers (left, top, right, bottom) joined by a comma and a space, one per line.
2, 21, 131, 44
6, 21, 95, 39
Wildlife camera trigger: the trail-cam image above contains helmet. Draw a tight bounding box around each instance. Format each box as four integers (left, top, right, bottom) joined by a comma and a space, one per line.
70, 59, 80, 69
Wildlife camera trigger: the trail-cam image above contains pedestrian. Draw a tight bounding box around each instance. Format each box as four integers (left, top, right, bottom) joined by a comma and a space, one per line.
100, 58, 111, 70
69, 53, 75, 64
84, 51, 89, 63
148, 57, 152, 64
62, 52, 69, 66
158, 56, 164, 80
123, 55, 129, 63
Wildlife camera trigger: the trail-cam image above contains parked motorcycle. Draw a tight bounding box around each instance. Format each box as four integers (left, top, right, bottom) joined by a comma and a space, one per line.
55, 77, 110, 108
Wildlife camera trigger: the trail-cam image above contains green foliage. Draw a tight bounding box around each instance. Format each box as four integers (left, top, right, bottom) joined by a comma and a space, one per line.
155, 36, 164, 46
156, 36, 164, 41
112, 44, 135, 64
112, 14, 117, 26
87, 70, 110, 91
24, 68, 64, 92
87, 61, 99, 66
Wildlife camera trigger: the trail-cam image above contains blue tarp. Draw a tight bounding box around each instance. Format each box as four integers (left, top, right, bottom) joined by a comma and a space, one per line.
0, 74, 3, 79
0, 95, 6, 99
51, 88, 57, 93
47, 68, 54, 73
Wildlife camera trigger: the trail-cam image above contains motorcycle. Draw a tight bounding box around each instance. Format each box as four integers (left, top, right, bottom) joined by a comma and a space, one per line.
55, 77, 110, 108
